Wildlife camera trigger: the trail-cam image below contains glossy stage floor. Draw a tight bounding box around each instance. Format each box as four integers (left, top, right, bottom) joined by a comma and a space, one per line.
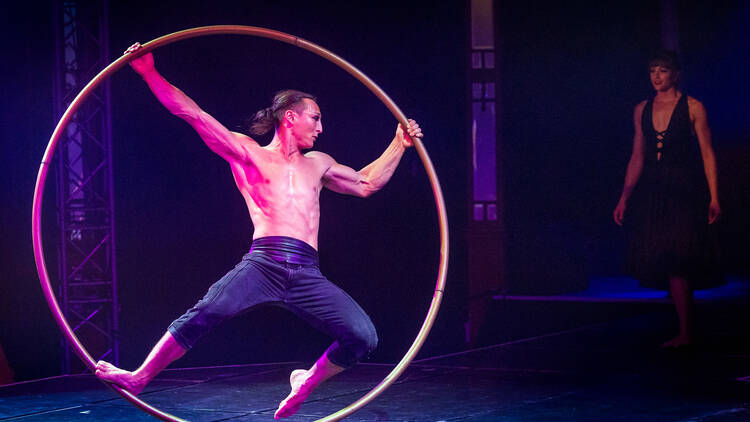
2, 284, 750, 421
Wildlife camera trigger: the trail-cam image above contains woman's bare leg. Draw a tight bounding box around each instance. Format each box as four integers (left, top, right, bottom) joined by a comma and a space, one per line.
662, 275, 693, 348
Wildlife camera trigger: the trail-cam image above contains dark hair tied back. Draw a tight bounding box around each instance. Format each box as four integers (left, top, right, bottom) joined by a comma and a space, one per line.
249, 107, 275, 135
248, 90, 317, 136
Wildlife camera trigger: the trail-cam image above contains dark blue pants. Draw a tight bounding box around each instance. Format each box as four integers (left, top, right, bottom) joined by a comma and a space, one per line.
168, 237, 377, 368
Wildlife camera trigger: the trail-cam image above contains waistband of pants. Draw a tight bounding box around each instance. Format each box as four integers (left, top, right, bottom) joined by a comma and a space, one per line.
249, 236, 319, 265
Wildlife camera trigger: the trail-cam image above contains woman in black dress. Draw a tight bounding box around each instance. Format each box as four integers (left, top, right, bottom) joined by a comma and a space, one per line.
613, 51, 721, 348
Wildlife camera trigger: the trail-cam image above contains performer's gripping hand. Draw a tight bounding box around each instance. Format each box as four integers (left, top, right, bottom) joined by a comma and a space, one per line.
124, 42, 155, 76
396, 119, 423, 148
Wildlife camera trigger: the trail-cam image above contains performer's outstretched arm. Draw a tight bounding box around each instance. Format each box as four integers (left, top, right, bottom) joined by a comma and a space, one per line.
319, 119, 422, 197
125, 43, 256, 162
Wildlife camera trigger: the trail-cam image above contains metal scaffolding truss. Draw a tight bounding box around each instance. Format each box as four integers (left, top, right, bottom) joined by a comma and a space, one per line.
53, 0, 118, 374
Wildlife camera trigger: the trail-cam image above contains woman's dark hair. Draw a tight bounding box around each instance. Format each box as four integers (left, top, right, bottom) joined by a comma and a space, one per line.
648, 49, 681, 86
248, 89, 317, 135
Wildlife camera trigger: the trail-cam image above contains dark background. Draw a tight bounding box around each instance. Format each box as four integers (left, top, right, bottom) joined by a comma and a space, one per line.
2, 0, 749, 382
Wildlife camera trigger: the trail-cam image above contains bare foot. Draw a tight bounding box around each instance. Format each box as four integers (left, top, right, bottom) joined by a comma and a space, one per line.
661, 334, 691, 349
94, 360, 147, 395
275, 369, 313, 419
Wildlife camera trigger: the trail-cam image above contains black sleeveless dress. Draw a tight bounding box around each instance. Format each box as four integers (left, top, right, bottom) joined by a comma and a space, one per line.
625, 94, 722, 290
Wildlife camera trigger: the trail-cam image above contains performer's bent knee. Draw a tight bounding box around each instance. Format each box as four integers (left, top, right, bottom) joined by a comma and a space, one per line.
359, 326, 379, 356
327, 323, 378, 368
165, 260, 257, 350
167, 307, 229, 350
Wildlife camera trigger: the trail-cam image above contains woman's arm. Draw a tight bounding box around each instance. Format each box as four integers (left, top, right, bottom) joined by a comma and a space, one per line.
614, 101, 647, 225
689, 97, 721, 224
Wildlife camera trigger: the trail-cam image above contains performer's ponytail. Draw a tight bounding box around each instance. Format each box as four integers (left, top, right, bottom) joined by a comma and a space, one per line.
248, 90, 317, 136
249, 107, 275, 135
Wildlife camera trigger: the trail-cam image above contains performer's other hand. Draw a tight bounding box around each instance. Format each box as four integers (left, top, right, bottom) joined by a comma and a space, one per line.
396, 119, 422, 148
708, 200, 721, 224
613, 198, 626, 226
124, 42, 154, 76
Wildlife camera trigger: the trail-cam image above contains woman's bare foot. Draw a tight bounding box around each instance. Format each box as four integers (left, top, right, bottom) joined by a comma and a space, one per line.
661, 334, 691, 348
274, 369, 312, 419
94, 360, 148, 395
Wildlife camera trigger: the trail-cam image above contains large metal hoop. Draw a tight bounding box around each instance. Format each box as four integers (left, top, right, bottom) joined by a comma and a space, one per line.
32, 25, 449, 421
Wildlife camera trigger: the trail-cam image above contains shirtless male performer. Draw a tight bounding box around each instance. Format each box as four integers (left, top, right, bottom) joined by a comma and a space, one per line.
95, 43, 422, 419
